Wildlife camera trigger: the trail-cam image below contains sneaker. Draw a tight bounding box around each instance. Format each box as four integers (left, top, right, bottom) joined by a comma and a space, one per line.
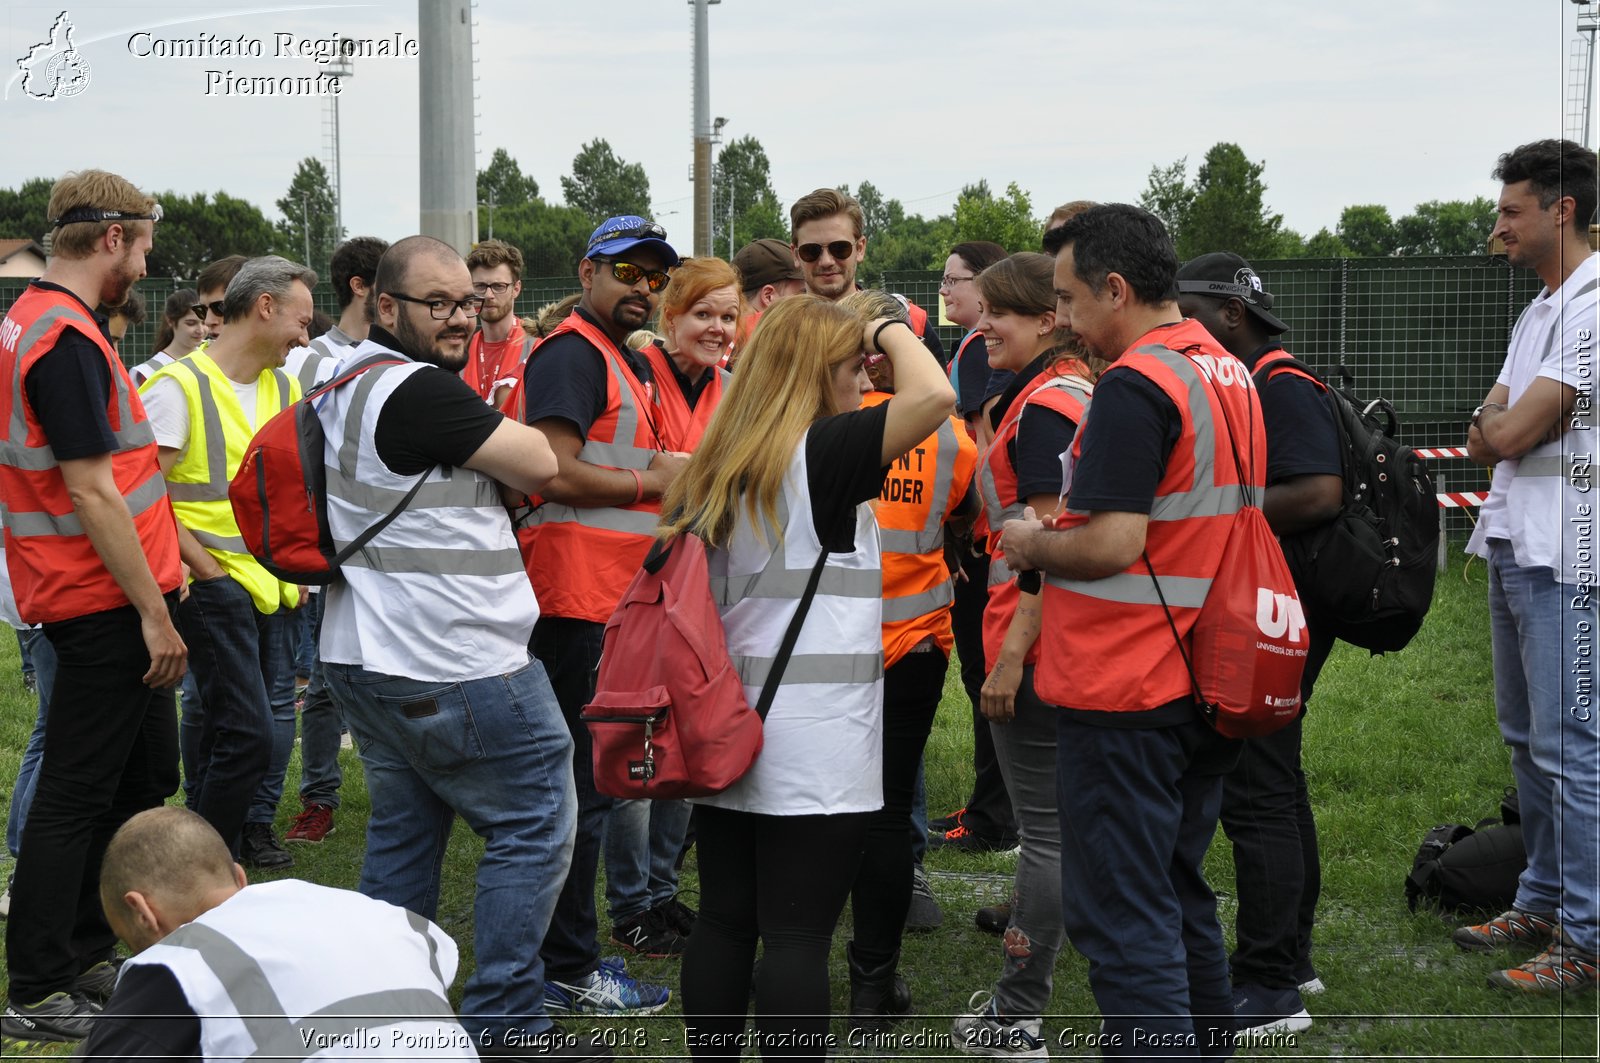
951, 992, 1047, 1058
1487, 926, 1600, 994
240, 822, 294, 869
1453, 908, 1557, 953
1232, 982, 1312, 1035
658, 894, 697, 936
929, 806, 967, 835
543, 957, 670, 1015
905, 864, 944, 931
1293, 962, 1324, 995
930, 823, 1021, 855
975, 901, 1011, 936
0, 888, 9, 920
285, 802, 336, 844
21, 671, 36, 693
2, 992, 99, 1044
609, 907, 686, 959
73, 959, 123, 1006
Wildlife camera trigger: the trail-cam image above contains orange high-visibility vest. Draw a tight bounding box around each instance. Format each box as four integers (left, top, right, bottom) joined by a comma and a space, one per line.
512, 311, 668, 623
976, 362, 1092, 673
641, 341, 727, 452
0, 284, 182, 622
1036, 320, 1264, 714
861, 391, 977, 667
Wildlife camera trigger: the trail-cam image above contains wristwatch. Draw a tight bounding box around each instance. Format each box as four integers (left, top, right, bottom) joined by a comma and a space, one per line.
1471, 403, 1502, 428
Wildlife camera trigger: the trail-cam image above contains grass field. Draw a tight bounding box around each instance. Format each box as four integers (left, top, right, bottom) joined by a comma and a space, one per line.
2, 550, 1598, 1060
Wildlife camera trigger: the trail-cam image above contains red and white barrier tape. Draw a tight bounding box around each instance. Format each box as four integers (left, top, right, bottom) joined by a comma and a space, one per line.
1437, 491, 1488, 509
1415, 445, 1470, 460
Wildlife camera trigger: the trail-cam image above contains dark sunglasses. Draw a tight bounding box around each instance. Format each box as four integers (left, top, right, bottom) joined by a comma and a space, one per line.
202, 300, 226, 319
795, 240, 855, 264
189, 305, 207, 320
597, 259, 670, 293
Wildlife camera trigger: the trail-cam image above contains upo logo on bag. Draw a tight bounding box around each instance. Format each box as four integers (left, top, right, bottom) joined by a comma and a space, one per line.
1255, 589, 1306, 643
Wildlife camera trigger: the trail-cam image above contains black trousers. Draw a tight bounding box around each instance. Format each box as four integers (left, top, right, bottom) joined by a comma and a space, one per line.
682, 805, 870, 1061
950, 548, 1016, 839
851, 649, 947, 966
6, 599, 180, 1000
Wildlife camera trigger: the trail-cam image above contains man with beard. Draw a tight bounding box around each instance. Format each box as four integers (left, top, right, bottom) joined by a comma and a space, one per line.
315, 236, 593, 1059
0, 169, 185, 1046
464, 238, 533, 408
517, 216, 681, 1018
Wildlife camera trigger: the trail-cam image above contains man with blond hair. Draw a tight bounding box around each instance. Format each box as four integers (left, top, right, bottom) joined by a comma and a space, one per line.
82, 806, 476, 1061
0, 169, 185, 1045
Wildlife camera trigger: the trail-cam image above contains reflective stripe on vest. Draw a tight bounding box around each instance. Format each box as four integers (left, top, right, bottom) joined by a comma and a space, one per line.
295, 351, 333, 392
157, 357, 294, 504
3, 467, 168, 538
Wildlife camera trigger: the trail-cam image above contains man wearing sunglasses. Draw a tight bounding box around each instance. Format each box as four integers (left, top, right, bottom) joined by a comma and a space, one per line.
516, 214, 681, 1022
0, 169, 185, 1046
196, 255, 247, 342
789, 188, 944, 364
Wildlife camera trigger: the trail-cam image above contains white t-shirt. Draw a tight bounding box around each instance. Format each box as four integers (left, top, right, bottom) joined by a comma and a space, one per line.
142, 373, 261, 455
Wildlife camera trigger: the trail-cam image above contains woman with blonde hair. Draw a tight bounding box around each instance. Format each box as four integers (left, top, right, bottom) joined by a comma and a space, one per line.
672, 293, 954, 1060
953, 251, 1105, 1055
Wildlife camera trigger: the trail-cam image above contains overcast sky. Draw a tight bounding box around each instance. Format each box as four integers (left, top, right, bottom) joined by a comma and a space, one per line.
0, 1, 1591, 255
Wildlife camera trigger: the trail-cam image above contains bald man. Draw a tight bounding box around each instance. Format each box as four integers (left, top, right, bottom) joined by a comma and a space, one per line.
82, 807, 477, 1061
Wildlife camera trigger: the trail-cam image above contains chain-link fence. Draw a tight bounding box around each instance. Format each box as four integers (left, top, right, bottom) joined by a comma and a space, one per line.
1, 255, 1543, 537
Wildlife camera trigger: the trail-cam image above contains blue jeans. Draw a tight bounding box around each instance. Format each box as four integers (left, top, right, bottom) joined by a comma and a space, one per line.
1056, 713, 1238, 1061
176, 575, 277, 851
246, 608, 299, 826
327, 657, 577, 1043
177, 669, 203, 808
294, 590, 323, 678
1488, 539, 1600, 954
605, 798, 694, 920
5, 628, 58, 858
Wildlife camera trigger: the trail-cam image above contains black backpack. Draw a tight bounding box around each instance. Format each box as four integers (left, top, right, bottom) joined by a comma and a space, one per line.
1253, 357, 1439, 653
1405, 789, 1526, 916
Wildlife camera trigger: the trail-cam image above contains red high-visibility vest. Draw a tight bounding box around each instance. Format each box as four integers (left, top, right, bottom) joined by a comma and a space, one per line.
0, 284, 182, 622
641, 341, 727, 452
1036, 320, 1264, 714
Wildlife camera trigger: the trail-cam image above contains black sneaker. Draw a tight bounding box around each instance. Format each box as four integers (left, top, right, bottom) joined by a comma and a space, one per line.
657, 895, 697, 937
974, 901, 1011, 935
240, 822, 294, 869
74, 958, 123, 1006
929, 823, 1021, 854
928, 806, 967, 835
609, 907, 686, 958
905, 864, 943, 931
2, 992, 99, 1044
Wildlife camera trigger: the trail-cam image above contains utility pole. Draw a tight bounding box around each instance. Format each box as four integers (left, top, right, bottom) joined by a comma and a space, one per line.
690, 0, 721, 256
300, 192, 311, 266
419, 0, 476, 253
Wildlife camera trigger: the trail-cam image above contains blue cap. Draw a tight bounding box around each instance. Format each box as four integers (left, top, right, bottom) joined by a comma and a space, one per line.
585, 215, 680, 267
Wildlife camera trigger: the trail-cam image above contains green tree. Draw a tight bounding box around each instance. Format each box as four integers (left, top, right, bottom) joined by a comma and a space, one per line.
861, 212, 955, 288
712, 136, 786, 255
146, 191, 277, 280
478, 148, 540, 239
0, 177, 55, 244
1137, 158, 1193, 247
486, 198, 593, 276
1393, 197, 1497, 255
560, 139, 651, 220
1337, 204, 1399, 257
274, 157, 340, 276
1176, 142, 1285, 260
1303, 227, 1350, 258
952, 181, 1040, 251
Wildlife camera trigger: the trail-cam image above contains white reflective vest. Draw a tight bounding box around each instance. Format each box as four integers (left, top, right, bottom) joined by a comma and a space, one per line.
121, 879, 475, 1061
317, 342, 537, 681
694, 432, 884, 816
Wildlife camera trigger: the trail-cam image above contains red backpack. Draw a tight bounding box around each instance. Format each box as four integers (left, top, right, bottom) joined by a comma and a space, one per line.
1145, 377, 1309, 739
580, 533, 827, 799
229, 354, 432, 584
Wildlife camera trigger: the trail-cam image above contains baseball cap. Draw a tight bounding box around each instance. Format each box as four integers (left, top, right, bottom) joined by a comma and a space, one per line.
585, 215, 681, 267
732, 238, 803, 291
1175, 252, 1288, 335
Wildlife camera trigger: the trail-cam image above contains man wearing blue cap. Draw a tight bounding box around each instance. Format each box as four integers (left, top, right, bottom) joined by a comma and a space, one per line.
516, 215, 681, 1019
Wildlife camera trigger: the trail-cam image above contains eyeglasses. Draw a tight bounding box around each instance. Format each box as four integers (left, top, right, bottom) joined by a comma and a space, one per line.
202, 300, 226, 319
940, 274, 975, 288
390, 292, 484, 319
472, 281, 514, 296
49, 203, 164, 229
795, 240, 856, 264
596, 259, 670, 293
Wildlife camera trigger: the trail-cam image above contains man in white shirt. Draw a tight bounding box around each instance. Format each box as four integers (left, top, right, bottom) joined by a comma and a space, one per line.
1462, 138, 1600, 994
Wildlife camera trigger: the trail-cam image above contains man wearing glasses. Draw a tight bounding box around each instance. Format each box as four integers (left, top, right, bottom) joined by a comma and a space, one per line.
0, 170, 185, 1046
463, 238, 532, 409
516, 215, 681, 1019
312, 236, 594, 1058
788, 188, 944, 363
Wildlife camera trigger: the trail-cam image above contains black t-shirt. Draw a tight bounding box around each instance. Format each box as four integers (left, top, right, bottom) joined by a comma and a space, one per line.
366, 326, 505, 477
652, 340, 717, 410
1014, 403, 1078, 501
804, 402, 891, 552
79, 963, 201, 1063
23, 281, 118, 461
521, 307, 661, 444
1243, 343, 1342, 485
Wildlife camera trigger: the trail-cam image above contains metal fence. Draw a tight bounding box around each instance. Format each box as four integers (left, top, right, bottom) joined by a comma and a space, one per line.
0, 255, 1542, 536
